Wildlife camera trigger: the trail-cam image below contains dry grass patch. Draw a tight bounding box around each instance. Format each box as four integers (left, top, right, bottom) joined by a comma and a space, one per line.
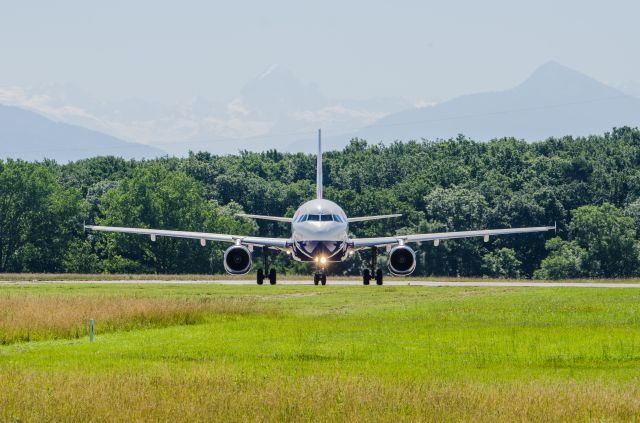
0, 294, 264, 344
1, 368, 639, 422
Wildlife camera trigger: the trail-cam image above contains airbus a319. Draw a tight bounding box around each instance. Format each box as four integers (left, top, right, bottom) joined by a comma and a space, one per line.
86, 130, 555, 285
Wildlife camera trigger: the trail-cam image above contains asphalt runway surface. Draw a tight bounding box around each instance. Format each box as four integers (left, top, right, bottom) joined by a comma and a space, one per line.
2, 280, 640, 288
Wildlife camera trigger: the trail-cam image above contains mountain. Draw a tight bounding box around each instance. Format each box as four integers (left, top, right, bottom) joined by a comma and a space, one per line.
350, 61, 640, 146
0, 67, 412, 155
182, 65, 411, 154
616, 81, 640, 99
0, 104, 164, 162
239, 65, 327, 118
8, 61, 633, 155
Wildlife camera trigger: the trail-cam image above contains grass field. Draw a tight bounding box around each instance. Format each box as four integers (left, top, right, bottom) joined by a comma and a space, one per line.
2, 283, 640, 421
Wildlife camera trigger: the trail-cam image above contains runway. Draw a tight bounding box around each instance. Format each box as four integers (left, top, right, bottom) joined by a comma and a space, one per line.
2, 279, 640, 288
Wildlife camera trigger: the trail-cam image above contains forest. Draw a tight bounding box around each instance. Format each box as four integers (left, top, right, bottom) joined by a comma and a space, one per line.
2, 126, 640, 279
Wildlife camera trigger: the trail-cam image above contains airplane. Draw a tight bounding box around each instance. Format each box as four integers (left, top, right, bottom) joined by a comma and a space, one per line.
86, 129, 555, 285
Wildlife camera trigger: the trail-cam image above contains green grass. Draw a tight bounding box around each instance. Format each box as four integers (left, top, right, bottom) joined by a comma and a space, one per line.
2, 284, 640, 421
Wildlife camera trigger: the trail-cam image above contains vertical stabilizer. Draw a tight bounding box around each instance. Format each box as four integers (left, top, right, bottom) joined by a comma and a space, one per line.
316, 128, 323, 199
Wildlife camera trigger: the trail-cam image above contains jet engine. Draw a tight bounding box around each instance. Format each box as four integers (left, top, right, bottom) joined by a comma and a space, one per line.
387, 245, 416, 276
223, 245, 252, 274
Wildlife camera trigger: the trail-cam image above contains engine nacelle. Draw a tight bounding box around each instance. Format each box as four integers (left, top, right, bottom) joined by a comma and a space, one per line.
387, 245, 416, 276
223, 245, 252, 275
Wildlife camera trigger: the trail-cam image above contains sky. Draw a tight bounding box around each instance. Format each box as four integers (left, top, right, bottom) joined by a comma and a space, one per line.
0, 0, 638, 105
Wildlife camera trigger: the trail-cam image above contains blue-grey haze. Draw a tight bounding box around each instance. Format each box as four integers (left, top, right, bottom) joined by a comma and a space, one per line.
0, 1, 639, 160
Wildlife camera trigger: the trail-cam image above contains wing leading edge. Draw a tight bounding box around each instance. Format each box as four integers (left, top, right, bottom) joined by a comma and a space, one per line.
85, 225, 290, 249
347, 214, 402, 223
235, 213, 293, 223
349, 225, 556, 248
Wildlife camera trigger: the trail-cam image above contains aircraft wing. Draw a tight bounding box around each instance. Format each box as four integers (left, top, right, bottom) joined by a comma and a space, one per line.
235, 213, 293, 223
349, 225, 555, 248
347, 214, 402, 223
85, 225, 290, 248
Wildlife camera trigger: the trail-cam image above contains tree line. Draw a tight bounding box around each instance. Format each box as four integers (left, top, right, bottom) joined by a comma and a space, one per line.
2, 126, 640, 279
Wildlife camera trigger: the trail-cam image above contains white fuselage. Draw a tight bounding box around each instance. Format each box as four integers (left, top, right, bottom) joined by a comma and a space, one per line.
290, 199, 349, 262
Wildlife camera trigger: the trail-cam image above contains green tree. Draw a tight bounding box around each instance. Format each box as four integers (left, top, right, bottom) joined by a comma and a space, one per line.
95, 165, 255, 273
481, 248, 522, 278
424, 187, 488, 230
569, 203, 640, 277
63, 239, 100, 273
533, 237, 586, 279
623, 199, 640, 238
535, 204, 640, 279
421, 187, 489, 276
0, 160, 85, 272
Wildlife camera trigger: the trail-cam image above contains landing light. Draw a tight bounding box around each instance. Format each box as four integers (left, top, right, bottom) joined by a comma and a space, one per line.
320, 256, 327, 264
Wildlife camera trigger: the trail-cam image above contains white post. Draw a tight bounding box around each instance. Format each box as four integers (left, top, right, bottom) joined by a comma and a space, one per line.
89, 319, 94, 342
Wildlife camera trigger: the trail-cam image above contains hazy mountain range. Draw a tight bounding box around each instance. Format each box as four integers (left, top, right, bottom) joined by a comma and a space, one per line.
0, 105, 163, 162
347, 61, 640, 148
0, 61, 639, 161
0, 65, 411, 159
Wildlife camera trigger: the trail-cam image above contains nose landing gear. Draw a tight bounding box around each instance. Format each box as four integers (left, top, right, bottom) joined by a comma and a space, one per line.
313, 272, 327, 285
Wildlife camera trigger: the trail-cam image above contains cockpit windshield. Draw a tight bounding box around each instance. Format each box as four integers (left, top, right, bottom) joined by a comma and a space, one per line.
296, 213, 344, 223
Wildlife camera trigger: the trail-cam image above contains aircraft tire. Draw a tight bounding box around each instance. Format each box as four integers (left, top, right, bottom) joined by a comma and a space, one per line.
375, 269, 383, 285
269, 268, 277, 285
314, 273, 320, 285
257, 269, 264, 285
321, 274, 327, 285
363, 269, 371, 285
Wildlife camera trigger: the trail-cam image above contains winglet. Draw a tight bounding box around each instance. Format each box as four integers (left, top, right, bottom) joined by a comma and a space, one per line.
554, 221, 557, 233
316, 128, 323, 200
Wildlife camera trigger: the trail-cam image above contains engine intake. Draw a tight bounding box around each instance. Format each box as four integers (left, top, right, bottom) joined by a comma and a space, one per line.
224, 245, 252, 274
388, 245, 416, 276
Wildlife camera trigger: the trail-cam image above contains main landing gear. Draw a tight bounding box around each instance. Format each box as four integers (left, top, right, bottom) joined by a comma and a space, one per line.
362, 247, 383, 285
257, 246, 277, 285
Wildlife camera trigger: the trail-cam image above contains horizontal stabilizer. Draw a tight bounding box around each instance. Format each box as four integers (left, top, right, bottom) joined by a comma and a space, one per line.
347, 214, 402, 223
235, 213, 293, 223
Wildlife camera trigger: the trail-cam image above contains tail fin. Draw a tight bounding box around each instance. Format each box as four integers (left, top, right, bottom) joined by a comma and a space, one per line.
316, 128, 323, 199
